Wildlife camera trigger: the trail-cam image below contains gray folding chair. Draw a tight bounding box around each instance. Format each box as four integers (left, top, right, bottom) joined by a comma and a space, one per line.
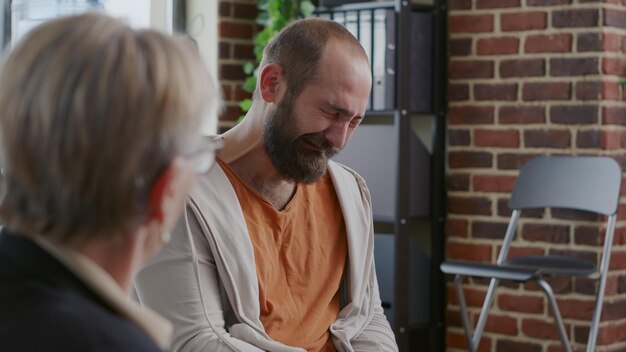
441, 156, 622, 352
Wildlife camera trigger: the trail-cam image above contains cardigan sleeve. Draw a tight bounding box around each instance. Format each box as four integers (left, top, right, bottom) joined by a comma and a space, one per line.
347, 167, 399, 352
133, 206, 265, 352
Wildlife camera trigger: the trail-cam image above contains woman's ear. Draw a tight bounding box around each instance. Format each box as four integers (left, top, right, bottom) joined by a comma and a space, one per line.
259, 63, 284, 103
146, 157, 194, 229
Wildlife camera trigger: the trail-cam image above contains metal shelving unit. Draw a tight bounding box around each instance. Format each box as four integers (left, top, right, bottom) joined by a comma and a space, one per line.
317, 1, 447, 351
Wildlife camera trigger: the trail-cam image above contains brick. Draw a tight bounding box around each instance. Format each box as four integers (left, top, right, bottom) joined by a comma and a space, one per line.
524, 129, 571, 148
448, 196, 492, 216
220, 63, 248, 81
447, 0, 471, 10
604, 9, 626, 29
449, 129, 470, 146
573, 277, 597, 295
474, 174, 517, 193
449, 15, 494, 33
553, 9, 599, 28
446, 286, 489, 307
496, 340, 542, 352
601, 81, 620, 100
447, 242, 492, 261
449, 60, 494, 79
577, 32, 601, 52
474, 129, 519, 148
522, 82, 571, 101
219, 41, 231, 59
550, 57, 598, 76
449, 106, 495, 125
521, 318, 562, 340
500, 59, 545, 78
446, 331, 491, 352
449, 151, 493, 168
507, 246, 545, 258
558, 299, 595, 320
219, 105, 243, 122
233, 85, 252, 101
596, 320, 626, 345
602, 32, 623, 52
602, 130, 626, 149
574, 226, 602, 245
482, 314, 517, 335
474, 83, 517, 101
233, 43, 255, 60
477, 37, 519, 55
575, 81, 601, 100
549, 249, 597, 265
528, 0, 571, 4
552, 209, 599, 221
233, 3, 257, 20
497, 153, 541, 170
499, 293, 544, 314
219, 21, 253, 39
218, 2, 231, 17
550, 105, 598, 124
477, 0, 520, 8
445, 309, 462, 328
525, 34, 572, 53
602, 57, 626, 75
619, 274, 626, 293
450, 38, 472, 56
522, 223, 569, 243
577, 130, 600, 148
446, 173, 470, 191
449, 83, 469, 101
499, 106, 545, 124
446, 218, 469, 238
603, 107, 626, 125
610, 251, 626, 271
499, 199, 546, 218
472, 221, 508, 239
501, 12, 547, 31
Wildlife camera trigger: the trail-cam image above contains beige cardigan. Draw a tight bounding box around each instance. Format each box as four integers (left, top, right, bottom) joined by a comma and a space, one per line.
133, 161, 398, 352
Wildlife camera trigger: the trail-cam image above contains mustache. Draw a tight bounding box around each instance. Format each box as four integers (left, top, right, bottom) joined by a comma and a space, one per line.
300, 133, 340, 155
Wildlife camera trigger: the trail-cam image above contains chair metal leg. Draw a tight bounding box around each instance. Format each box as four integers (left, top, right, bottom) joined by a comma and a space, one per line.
471, 276, 499, 350
587, 214, 616, 352
454, 275, 475, 352
536, 279, 572, 352
453, 274, 499, 352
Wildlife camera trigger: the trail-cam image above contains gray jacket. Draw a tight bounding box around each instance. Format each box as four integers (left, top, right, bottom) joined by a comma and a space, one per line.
133, 160, 398, 352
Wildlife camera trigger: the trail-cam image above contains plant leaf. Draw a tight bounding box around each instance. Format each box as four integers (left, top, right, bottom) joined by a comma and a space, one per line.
300, 1, 315, 17
239, 99, 253, 112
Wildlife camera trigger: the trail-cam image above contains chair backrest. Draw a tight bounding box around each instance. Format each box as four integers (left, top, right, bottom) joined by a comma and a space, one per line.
508, 156, 622, 216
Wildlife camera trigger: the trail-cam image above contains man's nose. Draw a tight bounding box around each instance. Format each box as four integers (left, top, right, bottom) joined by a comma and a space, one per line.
323, 121, 351, 149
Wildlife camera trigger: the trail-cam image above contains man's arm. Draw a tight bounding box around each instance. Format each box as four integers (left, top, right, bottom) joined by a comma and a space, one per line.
350, 269, 398, 351
349, 167, 399, 351
133, 206, 264, 352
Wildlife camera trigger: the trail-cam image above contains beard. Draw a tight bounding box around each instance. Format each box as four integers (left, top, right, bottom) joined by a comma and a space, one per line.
263, 95, 340, 184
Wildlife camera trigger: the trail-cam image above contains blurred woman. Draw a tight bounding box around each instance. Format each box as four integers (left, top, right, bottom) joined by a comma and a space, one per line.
0, 13, 220, 352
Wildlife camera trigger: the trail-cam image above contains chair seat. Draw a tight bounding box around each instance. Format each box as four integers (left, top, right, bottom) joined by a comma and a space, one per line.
441, 255, 596, 283
441, 261, 537, 282
504, 255, 596, 277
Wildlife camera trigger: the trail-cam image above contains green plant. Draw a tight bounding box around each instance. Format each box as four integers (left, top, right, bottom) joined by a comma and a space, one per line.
239, 0, 315, 117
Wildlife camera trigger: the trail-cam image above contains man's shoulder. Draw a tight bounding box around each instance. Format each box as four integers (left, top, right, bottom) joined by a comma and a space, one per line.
329, 160, 367, 187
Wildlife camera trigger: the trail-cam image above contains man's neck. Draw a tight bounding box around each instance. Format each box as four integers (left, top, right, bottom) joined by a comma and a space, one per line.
228, 147, 296, 211
220, 105, 297, 210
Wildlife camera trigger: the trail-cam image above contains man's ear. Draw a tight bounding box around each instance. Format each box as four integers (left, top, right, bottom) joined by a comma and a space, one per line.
259, 63, 284, 103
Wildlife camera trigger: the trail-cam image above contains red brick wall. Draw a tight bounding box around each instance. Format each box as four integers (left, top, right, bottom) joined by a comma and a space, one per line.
446, 1, 626, 351
218, 0, 258, 129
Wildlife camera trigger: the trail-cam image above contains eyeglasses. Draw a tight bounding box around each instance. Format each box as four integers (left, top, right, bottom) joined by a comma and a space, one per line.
183, 138, 224, 174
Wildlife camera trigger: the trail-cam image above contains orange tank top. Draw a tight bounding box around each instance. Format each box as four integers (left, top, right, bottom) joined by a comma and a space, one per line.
219, 159, 347, 352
